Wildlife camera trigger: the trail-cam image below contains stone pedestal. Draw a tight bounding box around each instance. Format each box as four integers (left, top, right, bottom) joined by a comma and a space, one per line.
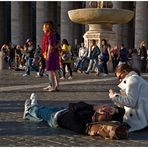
83, 24, 117, 48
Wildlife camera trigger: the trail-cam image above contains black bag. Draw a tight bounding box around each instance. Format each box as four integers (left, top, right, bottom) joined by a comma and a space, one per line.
86, 121, 128, 139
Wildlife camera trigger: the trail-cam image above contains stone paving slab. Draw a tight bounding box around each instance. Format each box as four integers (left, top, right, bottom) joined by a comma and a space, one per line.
0, 69, 148, 146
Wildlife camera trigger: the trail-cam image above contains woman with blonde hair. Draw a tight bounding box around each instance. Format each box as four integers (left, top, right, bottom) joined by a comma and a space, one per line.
38, 22, 50, 79
45, 22, 60, 92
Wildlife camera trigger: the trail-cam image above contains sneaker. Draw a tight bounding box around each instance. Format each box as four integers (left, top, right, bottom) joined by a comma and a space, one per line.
23, 99, 31, 119
30, 93, 38, 106
60, 77, 65, 80
77, 70, 82, 73
23, 73, 29, 77
35, 72, 41, 78
96, 72, 100, 76
84, 71, 89, 75
68, 76, 73, 80
48, 88, 57, 92
102, 73, 108, 77
43, 85, 52, 90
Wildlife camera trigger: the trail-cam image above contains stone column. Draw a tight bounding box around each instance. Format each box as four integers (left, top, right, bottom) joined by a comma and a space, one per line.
0, 2, 9, 70
61, 2, 74, 46
36, 2, 57, 46
73, 2, 84, 46
113, 1, 134, 48
135, 2, 148, 49
22, 2, 32, 43
85, 1, 89, 32
11, 2, 24, 45
11, 2, 34, 45
0, 2, 5, 45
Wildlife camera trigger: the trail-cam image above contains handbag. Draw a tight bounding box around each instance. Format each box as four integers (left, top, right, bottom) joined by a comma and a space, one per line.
86, 121, 128, 139
62, 51, 72, 61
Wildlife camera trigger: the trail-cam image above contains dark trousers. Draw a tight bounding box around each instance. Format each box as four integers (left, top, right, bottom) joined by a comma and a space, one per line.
58, 101, 94, 134
102, 61, 108, 74
141, 59, 147, 72
62, 63, 72, 77
112, 57, 118, 71
39, 56, 46, 76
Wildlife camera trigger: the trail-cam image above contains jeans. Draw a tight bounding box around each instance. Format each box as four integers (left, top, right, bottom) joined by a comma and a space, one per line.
102, 61, 108, 74
86, 59, 100, 74
76, 57, 87, 71
25, 105, 66, 128
8, 57, 14, 68
26, 57, 39, 75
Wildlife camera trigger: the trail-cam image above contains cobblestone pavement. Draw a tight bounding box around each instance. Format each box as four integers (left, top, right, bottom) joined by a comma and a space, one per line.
0, 69, 148, 146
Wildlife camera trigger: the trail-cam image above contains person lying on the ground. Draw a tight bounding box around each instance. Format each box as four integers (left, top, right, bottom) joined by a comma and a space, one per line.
23, 93, 125, 135
109, 64, 148, 132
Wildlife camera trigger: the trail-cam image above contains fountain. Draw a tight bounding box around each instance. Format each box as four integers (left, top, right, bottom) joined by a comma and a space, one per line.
68, 1, 134, 48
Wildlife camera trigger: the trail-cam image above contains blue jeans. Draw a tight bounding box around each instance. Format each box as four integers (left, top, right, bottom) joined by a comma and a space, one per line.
26, 57, 39, 75
76, 57, 87, 70
25, 105, 66, 128
86, 59, 100, 74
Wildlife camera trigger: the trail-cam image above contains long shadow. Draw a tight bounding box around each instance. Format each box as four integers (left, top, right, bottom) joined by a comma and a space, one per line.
0, 121, 76, 136
1, 99, 148, 140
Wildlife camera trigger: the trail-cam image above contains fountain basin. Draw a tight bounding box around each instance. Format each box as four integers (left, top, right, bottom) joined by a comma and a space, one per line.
68, 8, 134, 24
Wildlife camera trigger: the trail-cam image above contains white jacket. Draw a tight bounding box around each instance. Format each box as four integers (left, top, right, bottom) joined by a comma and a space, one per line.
112, 71, 148, 132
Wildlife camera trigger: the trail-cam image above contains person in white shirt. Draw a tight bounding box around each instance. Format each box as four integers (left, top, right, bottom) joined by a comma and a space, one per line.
75, 42, 88, 72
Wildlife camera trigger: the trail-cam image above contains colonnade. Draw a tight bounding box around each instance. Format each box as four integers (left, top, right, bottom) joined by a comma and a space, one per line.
0, 1, 148, 50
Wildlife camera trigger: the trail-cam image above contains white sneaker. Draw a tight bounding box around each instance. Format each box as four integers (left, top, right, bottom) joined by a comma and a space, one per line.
23, 73, 29, 77
23, 99, 31, 119
102, 73, 108, 77
35, 72, 41, 78
30, 93, 38, 106
43, 85, 52, 90
68, 76, 73, 80
60, 77, 65, 80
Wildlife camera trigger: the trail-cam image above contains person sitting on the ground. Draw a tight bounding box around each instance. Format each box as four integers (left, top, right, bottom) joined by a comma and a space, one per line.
23, 93, 125, 134
109, 64, 148, 132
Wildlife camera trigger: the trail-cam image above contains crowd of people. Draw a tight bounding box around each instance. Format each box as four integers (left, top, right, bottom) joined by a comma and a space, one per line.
0, 19, 148, 83
1, 30, 148, 93
1, 20, 148, 138
75, 40, 148, 76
